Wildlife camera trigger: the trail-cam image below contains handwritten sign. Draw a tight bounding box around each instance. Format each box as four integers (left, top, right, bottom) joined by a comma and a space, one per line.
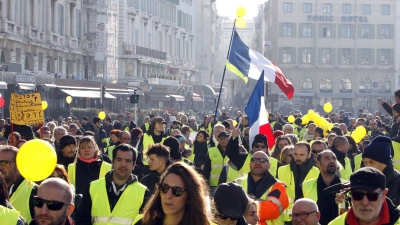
9, 92, 44, 125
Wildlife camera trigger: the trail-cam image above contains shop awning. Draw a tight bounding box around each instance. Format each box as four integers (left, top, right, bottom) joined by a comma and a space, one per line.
17, 83, 36, 90
202, 85, 216, 98
193, 96, 203, 102
60, 89, 100, 98
104, 92, 117, 99
317, 93, 356, 98
43, 84, 57, 88
146, 93, 170, 101
357, 93, 393, 97
0, 81, 7, 90
170, 94, 185, 102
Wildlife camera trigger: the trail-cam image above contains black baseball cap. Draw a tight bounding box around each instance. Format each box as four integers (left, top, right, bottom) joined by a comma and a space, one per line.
217, 131, 230, 138
152, 117, 166, 125
350, 167, 386, 192
214, 182, 248, 220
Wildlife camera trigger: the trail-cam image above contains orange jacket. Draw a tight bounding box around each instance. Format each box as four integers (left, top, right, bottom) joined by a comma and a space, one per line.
258, 181, 289, 224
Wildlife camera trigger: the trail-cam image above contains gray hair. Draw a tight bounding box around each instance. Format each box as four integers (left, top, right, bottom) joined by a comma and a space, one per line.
213, 124, 225, 130
53, 126, 67, 136
283, 124, 294, 131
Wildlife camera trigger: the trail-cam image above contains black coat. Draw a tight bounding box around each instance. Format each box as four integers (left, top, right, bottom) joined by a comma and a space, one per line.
385, 163, 400, 206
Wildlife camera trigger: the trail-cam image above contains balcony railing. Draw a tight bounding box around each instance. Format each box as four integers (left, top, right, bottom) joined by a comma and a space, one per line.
123, 45, 167, 61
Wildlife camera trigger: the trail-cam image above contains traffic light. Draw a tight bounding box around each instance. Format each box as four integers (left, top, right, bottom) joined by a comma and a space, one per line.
130, 94, 140, 104
101, 85, 106, 104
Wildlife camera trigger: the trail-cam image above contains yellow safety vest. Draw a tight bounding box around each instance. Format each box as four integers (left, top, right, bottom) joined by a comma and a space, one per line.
277, 165, 320, 222
392, 141, 400, 171
131, 214, 143, 225
0, 205, 20, 225
68, 161, 112, 186
9, 179, 37, 223
236, 176, 285, 225
207, 123, 213, 135
142, 134, 167, 165
90, 178, 146, 225
354, 154, 362, 171
105, 138, 111, 148
226, 155, 278, 182
338, 157, 352, 180
106, 145, 116, 160
208, 147, 229, 187
328, 212, 347, 225
144, 123, 150, 132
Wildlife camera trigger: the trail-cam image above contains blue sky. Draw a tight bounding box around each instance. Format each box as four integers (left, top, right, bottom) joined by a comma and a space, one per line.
215, 0, 267, 19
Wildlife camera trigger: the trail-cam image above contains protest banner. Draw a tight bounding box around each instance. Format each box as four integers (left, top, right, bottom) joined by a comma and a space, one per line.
9, 92, 44, 125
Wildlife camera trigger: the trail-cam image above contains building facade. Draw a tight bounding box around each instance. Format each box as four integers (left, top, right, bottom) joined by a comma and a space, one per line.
263, 0, 395, 114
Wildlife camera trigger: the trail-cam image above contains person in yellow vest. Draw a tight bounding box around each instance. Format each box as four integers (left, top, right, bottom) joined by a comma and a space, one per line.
140, 116, 151, 133
293, 118, 304, 137
235, 151, 289, 225
0, 145, 37, 223
31, 178, 75, 225
208, 124, 225, 148
75, 144, 150, 225
329, 167, 400, 225
164, 137, 193, 166
67, 136, 112, 195
283, 124, 294, 135
330, 136, 352, 180
199, 116, 210, 131
104, 129, 122, 160
174, 135, 194, 162
203, 131, 230, 196
302, 150, 347, 225
339, 123, 351, 137
188, 116, 199, 132
367, 119, 386, 138
311, 140, 327, 161
0, 205, 25, 225
291, 198, 321, 225
277, 141, 320, 224
168, 121, 181, 136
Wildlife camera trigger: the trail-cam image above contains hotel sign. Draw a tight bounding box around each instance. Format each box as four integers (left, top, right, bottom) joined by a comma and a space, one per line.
307, 15, 369, 23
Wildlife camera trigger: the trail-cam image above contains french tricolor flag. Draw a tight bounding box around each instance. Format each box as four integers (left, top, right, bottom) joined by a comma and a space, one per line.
245, 71, 275, 149
226, 30, 294, 99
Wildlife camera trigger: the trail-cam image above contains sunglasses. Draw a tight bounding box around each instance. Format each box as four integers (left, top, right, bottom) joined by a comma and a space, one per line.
0, 160, 14, 166
250, 158, 268, 163
351, 190, 383, 201
287, 154, 293, 157
312, 150, 323, 154
159, 183, 187, 197
34, 196, 70, 211
254, 144, 266, 148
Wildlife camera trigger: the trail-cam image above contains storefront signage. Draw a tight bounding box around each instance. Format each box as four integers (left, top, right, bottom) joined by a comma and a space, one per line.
16, 75, 35, 83
307, 15, 368, 23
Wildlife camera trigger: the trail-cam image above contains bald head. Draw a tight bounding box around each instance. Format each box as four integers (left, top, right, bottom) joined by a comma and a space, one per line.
252, 151, 269, 160
293, 198, 319, 211
39, 178, 73, 203
332, 136, 348, 149
119, 131, 131, 144
292, 198, 320, 225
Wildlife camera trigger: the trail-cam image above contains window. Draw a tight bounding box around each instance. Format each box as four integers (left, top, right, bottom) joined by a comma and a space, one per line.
283, 3, 292, 13
380, 78, 391, 92
301, 78, 313, 90
135, 29, 139, 46
381, 49, 389, 65
382, 4, 390, 15
342, 24, 351, 38
342, 48, 350, 64
323, 4, 332, 14
322, 24, 331, 38
359, 78, 372, 92
342, 4, 351, 14
147, 33, 152, 48
283, 23, 292, 37
76, 10, 82, 40
177, 38, 181, 57
303, 24, 312, 37
282, 48, 292, 63
302, 48, 311, 64
303, 3, 312, 13
361, 49, 370, 65
340, 78, 352, 91
224, 33, 230, 39
362, 4, 371, 14
322, 49, 331, 64
361, 25, 370, 38
58, 4, 64, 36
381, 25, 390, 38
320, 78, 333, 92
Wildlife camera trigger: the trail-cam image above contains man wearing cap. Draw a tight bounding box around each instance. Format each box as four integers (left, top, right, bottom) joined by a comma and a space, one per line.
209, 124, 225, 148
235, 151, 289, 225
292, 198, 321, 225
89, 116, 107, 152
164, 137, 193, 165
168, 120, 181, 136
330, 136, 352, 180
329, 167, 400, 224
140, 116, 151, 133
57, 135, 77, 171
81, 116, 92, 132
188, 116, 199, 132
213, 182, 248, 225
362, 136, 400, 206
175, 134, 194, 163
203, 131, 231, 196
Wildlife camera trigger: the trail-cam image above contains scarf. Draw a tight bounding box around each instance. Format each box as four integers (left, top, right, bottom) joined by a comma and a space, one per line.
78, 156, 98, 163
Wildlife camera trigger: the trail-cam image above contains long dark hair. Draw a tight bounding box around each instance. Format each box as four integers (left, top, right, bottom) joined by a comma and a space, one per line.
142, 162, 210, 225
271, 136, 292, 160
0, 176, 8, 207
194, 130, 209, 145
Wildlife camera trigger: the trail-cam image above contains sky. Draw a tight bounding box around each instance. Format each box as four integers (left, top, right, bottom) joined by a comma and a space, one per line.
215, 0, 267, 19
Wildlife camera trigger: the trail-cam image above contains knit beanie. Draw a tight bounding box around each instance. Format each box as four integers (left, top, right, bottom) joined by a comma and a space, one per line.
252, 134, 268, 148
163, 137, 181, 160
93, 116, 101, 124
362, 135, 392, 165
59, 135, 77, 150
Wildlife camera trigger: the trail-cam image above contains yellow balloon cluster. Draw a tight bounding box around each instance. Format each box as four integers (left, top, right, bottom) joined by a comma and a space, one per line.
42, 101, 48, 110
351, 126, 367, 143
98, 111, 106, 120
301, 110, 333, 137
235, 7, 247, 28
288, 115, 295, 123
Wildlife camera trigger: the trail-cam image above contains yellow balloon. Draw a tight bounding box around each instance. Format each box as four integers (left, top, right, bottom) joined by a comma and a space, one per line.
16, 139, 57, 181
288, 115, 295, 123
66, 96, 72, 104
42, 101, 48, 110
236, 7, 246, 17
301, 115, 309, 125
323, 103, 333, 113
351, 126, 367, 143
98, 111, 106, 120
236, 17, 247, 28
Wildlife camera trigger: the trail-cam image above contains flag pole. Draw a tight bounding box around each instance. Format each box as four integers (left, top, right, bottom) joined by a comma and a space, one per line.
211, 19, 237, 134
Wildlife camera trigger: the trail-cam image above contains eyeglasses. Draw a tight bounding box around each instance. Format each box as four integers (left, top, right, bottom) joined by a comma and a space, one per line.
287, 154, 293, 157
159, 183, 187, 197
254, 144, 266, 148
351, 190, 383, 201
250, 158, 268, 163
34, 196, 70, 211
290, 211, 317, 220
0, 160, 14, 166
312, 150, 323, 154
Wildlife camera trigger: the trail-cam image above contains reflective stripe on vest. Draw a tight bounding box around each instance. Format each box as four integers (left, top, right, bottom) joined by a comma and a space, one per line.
0, 205, 20, 225
142, 134, 166, 165
278, 165, 320, 222
392, 141, 400, 171
354, 154, 362, 171
9, 179, 36, 223
208, 147, 229, 187
338, 157, 352, 180
68, 161, 112, 186
90, 178, 146, 225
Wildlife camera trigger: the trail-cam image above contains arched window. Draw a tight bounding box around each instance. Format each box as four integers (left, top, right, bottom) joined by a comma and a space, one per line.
340, 78, 352, 93
380, 78, 391, 93
359, 78, 372, 93
301, 77, 313, 91
320, 78, 332, 92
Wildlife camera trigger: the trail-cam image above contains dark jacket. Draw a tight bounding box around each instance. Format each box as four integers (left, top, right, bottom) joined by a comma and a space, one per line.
89, 126, 107, 150
104, 124, 113, 137
225, 137, 250, 171
4, 124, 34, 141
383, 101, 394, 116
82, 123, 93, 132
29, 217, 74, 225
193, 141, 208, 168
288, 156, 316, 200
140, 160, 171, 194
75, 171, 150, 225
384, 163, 400, 206
56, 151, 76, 172
74, 156, 109, 195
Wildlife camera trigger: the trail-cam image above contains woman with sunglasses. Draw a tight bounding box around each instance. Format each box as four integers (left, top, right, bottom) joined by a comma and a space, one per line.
141, 162, 211, 225
67, 136, 112, 195
279, 145, 294, 166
